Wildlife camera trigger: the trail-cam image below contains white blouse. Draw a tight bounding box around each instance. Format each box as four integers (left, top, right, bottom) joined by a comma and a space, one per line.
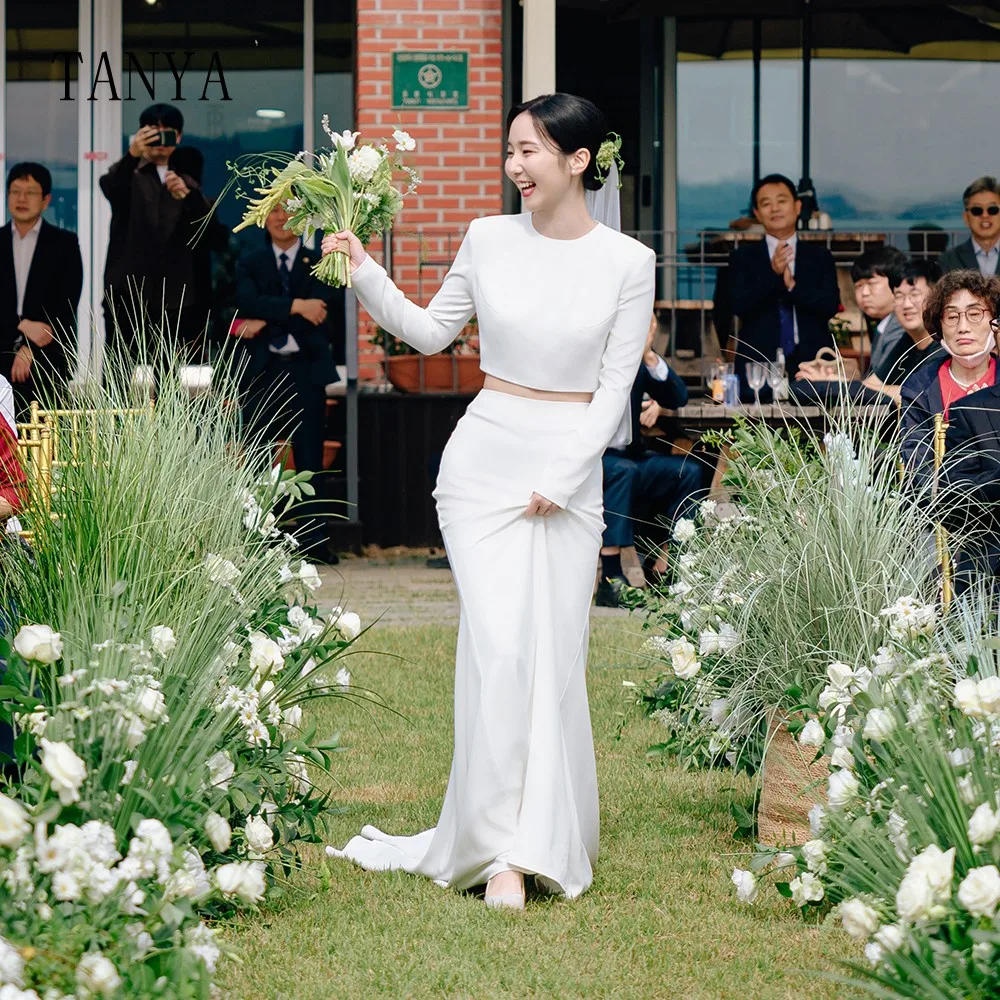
350, 212, 656, 507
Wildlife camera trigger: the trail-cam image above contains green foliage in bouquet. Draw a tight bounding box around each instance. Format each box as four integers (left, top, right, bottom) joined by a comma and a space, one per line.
225, 117, 419, 288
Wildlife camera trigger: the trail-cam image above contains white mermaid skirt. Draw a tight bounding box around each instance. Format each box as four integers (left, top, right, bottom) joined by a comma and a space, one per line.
329, 390, 604, 898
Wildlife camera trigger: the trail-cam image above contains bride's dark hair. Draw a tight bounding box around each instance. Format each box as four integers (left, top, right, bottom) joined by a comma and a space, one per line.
506, 93, 607, 191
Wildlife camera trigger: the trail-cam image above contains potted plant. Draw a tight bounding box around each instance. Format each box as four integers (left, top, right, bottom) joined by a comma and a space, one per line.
372, 319, 484, 393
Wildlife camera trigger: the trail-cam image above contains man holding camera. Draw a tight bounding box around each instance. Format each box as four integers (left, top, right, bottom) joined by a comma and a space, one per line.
100, 103, 220, 360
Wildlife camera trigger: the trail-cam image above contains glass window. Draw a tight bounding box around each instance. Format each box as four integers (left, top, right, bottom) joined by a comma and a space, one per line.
5, 0, 79, 230
811, 59, 1000, 231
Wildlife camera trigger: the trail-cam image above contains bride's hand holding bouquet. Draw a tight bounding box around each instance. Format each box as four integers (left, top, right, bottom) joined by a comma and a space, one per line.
227, 116, 419, 288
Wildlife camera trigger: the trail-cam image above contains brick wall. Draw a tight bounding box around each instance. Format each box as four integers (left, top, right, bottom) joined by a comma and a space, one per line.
355, 0, 505, 379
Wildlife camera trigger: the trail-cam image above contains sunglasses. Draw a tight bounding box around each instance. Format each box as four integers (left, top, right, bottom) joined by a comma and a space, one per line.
968, 205, 1000, 217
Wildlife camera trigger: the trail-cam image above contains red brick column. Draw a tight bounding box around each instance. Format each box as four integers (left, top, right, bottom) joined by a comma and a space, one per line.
354, 0, 505, 378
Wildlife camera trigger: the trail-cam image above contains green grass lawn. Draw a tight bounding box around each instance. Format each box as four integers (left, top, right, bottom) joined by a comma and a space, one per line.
222, 621, 861, 999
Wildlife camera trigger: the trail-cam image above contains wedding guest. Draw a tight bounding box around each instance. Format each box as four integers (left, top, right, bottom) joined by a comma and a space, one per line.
234, 204, 345, 559
899, 270, 1000, 473
0, 162, 83, 414
728, 174, 840, 397
851, 246, 907, 374
100, 103, 219, 359
938, 177, 1000, 278
863, 258, 944, 404
596, 315, 700, 608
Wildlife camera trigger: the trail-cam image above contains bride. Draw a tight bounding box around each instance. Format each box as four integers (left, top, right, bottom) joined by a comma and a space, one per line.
322, 93, 655, 909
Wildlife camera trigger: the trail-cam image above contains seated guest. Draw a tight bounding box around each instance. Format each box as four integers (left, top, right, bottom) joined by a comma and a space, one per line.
0, 163, 83, 415
863, 258, 944, 404
851, 246, 907, 375
596, 316, 700, 608
938, 177, 1000, 278
899, 270, 1000, 474
234, 204, 345, 558
728, 174, 840, 397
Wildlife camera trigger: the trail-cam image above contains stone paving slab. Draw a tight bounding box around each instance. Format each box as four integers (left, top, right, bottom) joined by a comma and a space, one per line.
316, 555, 632, 626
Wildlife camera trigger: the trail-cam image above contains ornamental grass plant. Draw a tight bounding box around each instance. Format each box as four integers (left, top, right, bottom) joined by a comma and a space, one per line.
0, 335, 367, 997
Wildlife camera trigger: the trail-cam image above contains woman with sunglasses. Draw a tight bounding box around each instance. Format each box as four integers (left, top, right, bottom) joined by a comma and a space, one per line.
938, 176, 1000, 278
899, 270, 1000, 473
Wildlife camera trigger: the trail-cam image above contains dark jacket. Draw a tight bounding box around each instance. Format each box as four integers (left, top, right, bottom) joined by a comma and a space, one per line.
0, 219, 83, 381
938, 238, 1000, 277
99, 153, 219, 312
728, 238, 840, 393
898, 353, 946, 475
611, 359, 688, 459
939, 384, 1000, 578
234, 243, 344, 388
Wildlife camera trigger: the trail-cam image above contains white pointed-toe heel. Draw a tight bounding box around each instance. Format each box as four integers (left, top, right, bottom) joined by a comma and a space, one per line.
485, 872, 525, 910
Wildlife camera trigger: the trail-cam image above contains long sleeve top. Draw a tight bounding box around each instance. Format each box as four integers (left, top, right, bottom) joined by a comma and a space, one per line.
350, 213, 656, 507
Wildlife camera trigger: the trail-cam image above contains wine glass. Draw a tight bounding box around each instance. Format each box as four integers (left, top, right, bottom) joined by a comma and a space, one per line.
746, 362, 766, 408
765, 361, 784, 401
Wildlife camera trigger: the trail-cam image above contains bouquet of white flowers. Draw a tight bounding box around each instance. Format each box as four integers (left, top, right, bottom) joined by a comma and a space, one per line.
229, 116, 420, 288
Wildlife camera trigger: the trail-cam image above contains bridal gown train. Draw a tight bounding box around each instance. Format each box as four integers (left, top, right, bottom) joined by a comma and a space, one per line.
328, 212, 655, 898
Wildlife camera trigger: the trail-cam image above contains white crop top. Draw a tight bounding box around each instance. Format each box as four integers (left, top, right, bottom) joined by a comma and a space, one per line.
350, 212, 656, 507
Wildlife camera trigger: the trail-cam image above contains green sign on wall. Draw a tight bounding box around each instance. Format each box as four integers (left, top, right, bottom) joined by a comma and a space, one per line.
392, 51, 469, 109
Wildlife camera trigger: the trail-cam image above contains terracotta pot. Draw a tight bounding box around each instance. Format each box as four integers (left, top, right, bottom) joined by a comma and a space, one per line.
385, 354, 485, 393
274, 439, 342, 472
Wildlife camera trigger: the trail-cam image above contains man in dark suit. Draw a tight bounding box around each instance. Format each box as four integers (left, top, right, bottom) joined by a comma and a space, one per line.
728, 174, 840, 398
938, 177, 1000, 278
234, 204, 345, 557
100, 103, 219, 360
1, 162, 83, 414
596, 316, 701, 607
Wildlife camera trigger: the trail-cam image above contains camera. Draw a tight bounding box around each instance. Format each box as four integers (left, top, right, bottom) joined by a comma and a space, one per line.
154, 128, 178, 147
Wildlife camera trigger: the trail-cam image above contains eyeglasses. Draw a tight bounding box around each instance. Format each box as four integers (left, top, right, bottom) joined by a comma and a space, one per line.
893, 289, 925, 304
941, 305, 990, 327
968, 205, 1000, 217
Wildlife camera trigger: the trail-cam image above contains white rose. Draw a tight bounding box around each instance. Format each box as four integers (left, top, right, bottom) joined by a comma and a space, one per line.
149, 626, 176, 656
773, 852, 796, 870
954, 678, 985, 717
958, 774, 978, 806
336, 667, 351, 690
334, 610, 361, 641
957, 865, 1000, 918
871, 646, 900, 677
977, 676, 1000, 716
710, 698, 730, 728
215, 860, 266, 904
0, 937, 24, 987
244, 815, 274, 855
827, 769, 859, 810
287, 605, 309, 628
699, 629, 721, 657
968, 803, 1000, 846
76, 952, 121, 996
134, 687, 167, 723
731, 868, 758, 904
282, 704, 303, 732
298, 561, 323, 592
863, 708, 895, 743
908, 844, 955, 899
204, 553, 240, 586
790, 872, 824, 906
14, 624, 63, 664
839, 898, 881, 940
672, 518, 696, 543
830, 746, 854, 770
818, 686, 848, 712
667, 639, 700, 680
39, 739, 86, 805
124, 715, 146, 750
392, 129, 416, 152
716, 623, 740, 653
206, 750, 235, 791
798, 719, 825, 749
249, 633, 284, 676
348, 145, 383, 183
826, 662, 854, 690
204, 812, 232, 853
801, 839, 828, 875
874, 923, 904, 953
0, 794, 30, 849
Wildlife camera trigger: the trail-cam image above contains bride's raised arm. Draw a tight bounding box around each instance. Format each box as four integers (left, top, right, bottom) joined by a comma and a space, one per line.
323, 223, 477, 356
